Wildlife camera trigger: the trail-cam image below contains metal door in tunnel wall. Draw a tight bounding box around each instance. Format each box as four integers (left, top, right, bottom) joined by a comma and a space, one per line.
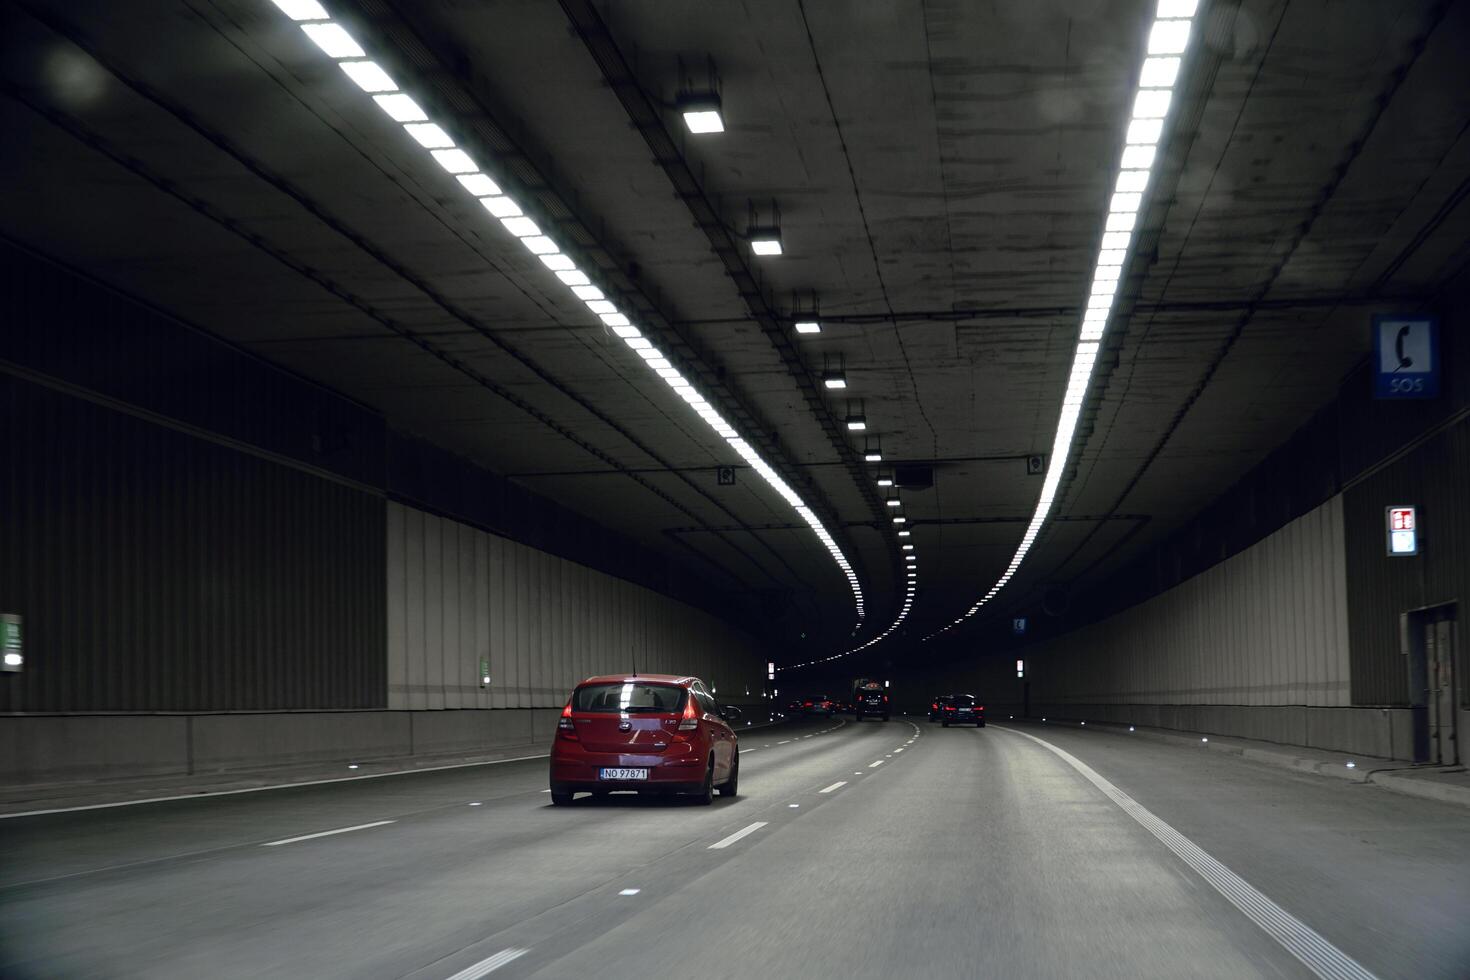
1405, 604, 1458, 765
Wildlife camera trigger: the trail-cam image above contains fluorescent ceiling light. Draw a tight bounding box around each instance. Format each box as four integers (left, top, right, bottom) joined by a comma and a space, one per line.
1116, 171, 1150, 194
572, 285, 604, 301
1094, 265, 1121, 282
404, 123, 454, 148
431, 149, 478, 174
301, 23, 364, 59
1133, 89, 1173, 119
1110, 191, 1143, 213
500, 216, 541, 238
611, 325, 640, 338
902, 544, 914, 551
1097, 249, 1128, 266
1106, 212, 1136, 232
823, 374, 847, 390
375, 93, 427, 122
556, 270, 590, 286
683, 109, 725, 134
846, 418, 867, 431
1126, 118, 1163, 145
886, 499, 902, 508
794, 321, 821, 334
481, 196, 522, 218
897, 529, 910, 537
521, 236, 560, 255
1148, 19, 1192, 55
1139, 56, 1181, 88
864, 452, 882, 462
1101, 231, 1132, 251
586, 300, 616, 315
1157, 0, 1198, 16
893, 516, 907, 524
272, 0, 328, 20
751, 237, 783, 256
600, 313, 631, 328
339, 60, 397, 93
1121, 145, 1156, 169
539, 254, 576, 271
877, 477, 894, 487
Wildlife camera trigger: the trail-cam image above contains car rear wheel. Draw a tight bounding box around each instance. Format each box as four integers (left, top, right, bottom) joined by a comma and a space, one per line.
550, 788, 573, 806
692, 758, 715, 805
977, 721, 986, 728
718, 755, 739, 798
881, 714, 889, 722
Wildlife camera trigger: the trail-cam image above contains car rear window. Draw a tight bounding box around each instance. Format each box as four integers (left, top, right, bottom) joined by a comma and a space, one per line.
571, 682, 686, 714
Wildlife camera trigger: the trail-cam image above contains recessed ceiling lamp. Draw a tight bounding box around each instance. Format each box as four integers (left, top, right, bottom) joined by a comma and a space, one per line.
678, 92, 724, 135
748, 200, 783, 256
822, 353, 848, 390
927, 0, 1200, 639
863, 436, 881, 463
675, 57, 725, 134
794, 320, 822, 335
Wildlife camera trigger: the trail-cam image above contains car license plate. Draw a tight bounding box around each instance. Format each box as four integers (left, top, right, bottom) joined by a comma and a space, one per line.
599, 768, 649, 781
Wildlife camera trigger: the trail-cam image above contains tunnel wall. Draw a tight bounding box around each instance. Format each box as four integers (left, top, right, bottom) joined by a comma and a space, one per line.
1016, 496, 1415, 756
0, 244, 768, 786
386, 503, 764, 711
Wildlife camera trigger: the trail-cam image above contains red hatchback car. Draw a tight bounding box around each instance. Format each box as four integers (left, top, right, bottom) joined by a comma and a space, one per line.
550, 674, 741, 805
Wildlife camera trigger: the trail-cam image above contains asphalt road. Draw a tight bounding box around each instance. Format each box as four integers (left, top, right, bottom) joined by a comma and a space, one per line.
2, 716, 1467, 979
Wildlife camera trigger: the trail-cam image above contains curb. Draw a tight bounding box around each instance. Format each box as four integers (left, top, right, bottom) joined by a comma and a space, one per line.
1007, 718, 1470, 808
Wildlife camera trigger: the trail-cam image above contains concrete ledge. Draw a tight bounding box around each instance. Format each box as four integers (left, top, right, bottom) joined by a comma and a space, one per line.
1026, 703, 1413, 760
0, 715, 191, 783
1013, 718, 1470, 808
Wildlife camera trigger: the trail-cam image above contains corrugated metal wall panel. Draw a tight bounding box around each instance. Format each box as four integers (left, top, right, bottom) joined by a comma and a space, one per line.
0, 376, 386, 712
1027, 495, 1350, 708
384, 502, 763, 709
1344, 415, 1469, 704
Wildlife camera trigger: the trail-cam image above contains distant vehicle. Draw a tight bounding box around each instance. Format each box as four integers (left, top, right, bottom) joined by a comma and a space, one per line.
854, 685, 889, 722
939, 694, 984, 727
549, 674, 740, 805
785, 698, 805, 713
802, 694, 836, 716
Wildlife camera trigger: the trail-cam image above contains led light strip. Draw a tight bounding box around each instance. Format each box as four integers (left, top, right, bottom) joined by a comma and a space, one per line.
267, 0, 864, 622
927, 0, 1198, 639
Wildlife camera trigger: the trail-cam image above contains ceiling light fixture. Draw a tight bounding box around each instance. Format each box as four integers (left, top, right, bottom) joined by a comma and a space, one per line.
794, 320, 822, 335
748, 200, 783, 256
268, 2, 872, 639
927, 0, 1198, 639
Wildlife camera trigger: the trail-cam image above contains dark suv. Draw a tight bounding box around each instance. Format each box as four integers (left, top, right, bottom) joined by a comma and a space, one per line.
853, 687, 889, 721
939, 694, 984, 727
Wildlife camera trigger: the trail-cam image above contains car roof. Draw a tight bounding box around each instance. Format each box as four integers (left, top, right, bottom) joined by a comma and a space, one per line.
577, 674, 696, 687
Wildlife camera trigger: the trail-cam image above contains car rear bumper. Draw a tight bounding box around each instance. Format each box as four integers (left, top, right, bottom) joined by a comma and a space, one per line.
550, 745, 707, 791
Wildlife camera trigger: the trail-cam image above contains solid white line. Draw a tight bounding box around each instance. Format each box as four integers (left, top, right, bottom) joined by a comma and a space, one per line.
868, 760, 884, 768
444, 947, 529, 980
261, 819, 395, 847
997, 727, 1380, 980
819, 781, 847, 794
1, 753, 552, 820
708, 821, 769, 850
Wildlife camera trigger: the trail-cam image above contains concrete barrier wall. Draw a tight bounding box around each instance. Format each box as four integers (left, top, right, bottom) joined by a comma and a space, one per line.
0, 709, 563, 785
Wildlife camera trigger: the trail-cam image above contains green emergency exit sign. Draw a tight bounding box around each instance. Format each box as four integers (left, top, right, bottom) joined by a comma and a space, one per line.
1, 614, 21, 672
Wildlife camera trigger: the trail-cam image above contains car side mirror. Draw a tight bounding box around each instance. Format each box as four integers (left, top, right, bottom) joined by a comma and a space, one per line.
721, 705, 742, 721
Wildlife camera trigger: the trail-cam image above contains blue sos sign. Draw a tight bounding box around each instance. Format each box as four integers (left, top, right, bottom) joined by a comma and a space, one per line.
1372, 315, 1439, 399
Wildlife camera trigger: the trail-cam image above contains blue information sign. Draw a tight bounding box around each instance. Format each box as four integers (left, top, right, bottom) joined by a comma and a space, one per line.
1372, 315, 1439, 399
1012, 617, 1027, 635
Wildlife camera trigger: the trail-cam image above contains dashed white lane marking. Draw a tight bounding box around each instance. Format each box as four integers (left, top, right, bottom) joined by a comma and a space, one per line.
894, 748, 905, 753
618, 888, 640, 896
709, 821, 769, 850
540, 789, 551, 793
998, 727, 1380, 980
868, 760, 884, 768
777, 740, 791, 745
820, 781, 847, 793
262, 820, 395, 847
444, 947, 529, 980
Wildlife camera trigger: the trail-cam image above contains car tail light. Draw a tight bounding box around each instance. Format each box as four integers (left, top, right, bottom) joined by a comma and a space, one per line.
678, 694, 699, 731
804, 700, 813, 707
882, 695, 888, 703
557, 701, 577, 740
945, 706, 954, 712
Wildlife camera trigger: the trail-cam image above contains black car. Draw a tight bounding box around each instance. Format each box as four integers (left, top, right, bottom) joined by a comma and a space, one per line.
853, 687, 889, 721
939, 694, 984, 727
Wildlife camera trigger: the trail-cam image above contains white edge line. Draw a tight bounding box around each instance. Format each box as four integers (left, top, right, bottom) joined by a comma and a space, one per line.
1, 753, 552, 820
994, 726, 1379, 980
708, 820, 769, 850
444, 946, 530, 980
819, 781, 847, 793
261, 819, 395, 847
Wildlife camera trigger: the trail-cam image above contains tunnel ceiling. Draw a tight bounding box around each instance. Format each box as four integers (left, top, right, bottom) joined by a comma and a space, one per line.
2, 0, 1468, 662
